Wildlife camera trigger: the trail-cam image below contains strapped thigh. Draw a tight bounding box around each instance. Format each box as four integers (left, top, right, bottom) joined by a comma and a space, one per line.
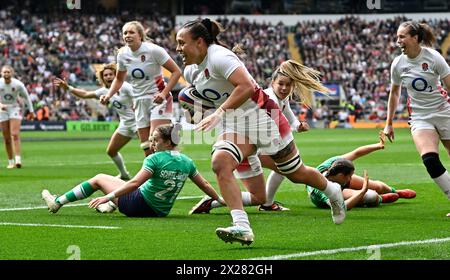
212, 140, 243, 164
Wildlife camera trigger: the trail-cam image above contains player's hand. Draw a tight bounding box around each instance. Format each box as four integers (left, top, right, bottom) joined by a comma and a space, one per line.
53, 77, 69, 90
99, 95, 110, 105
0, 103, 6, 111
194, 107, 224, 132
29, 112, 36, 120
153, 92, 167, 104
298, 121, 310, 132
362, 170, 369, 192
383, 125, 394, 143
88, 196, 110, 209
378, 130, 385, 149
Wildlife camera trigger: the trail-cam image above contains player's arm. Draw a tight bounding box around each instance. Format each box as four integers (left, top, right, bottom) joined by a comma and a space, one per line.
19, 83, 35, 118
154, 59, 182, 104
383, 83, 401, 142
53, 78, 97, 99
100, 70, 126, 104
442, 74, 450, 91
341, 131, 385, 161
195, 66, 254, 131
344, 170, 369, 210
88, 169, 152, 209
190, 172, 223, 203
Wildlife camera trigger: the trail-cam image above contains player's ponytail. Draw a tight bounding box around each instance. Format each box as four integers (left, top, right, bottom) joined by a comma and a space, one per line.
400, 21, 436, 47
273, 60, 329, 108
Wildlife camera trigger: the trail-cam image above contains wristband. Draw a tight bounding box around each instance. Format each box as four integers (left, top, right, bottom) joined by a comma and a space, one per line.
106, 192, 116, 201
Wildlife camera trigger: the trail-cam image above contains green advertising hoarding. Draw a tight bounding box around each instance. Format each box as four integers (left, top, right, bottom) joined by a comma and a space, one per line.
66, 121, 119, 132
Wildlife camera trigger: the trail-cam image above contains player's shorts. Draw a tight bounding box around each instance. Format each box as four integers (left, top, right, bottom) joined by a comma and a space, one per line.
134, 95, 173, 129
218, 107, 293, 156
0, 105, 22, 122
118, 189, 159, 217
306, 186, 331, 209
234, 153, 263, 179
116, 122, 137, 138
409, 114, 450, 140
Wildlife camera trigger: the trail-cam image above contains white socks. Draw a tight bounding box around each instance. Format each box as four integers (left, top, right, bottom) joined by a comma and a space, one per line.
322, 180, 341, 201
433, 171, 450, 199
230, 209, 251, 229
15, 155, 21, 164
111, 153, 129, 177
211, 192, 253, 208
263, 171, 285, 206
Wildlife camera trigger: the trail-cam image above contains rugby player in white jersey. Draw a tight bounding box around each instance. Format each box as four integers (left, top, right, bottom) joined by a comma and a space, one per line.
54, 63, 136, 180
383, 21, 450, 217
100, 21, 181, 156
176, 18, 346, 245
0, 65, 35, 168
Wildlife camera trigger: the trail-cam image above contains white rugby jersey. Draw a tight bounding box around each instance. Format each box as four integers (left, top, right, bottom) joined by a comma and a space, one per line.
0, 77, 34, 112
265, 87, 301, 131
117, 42, 170, 100
391, 47, 450, 118
95, 81, 135, 127
183, 44, 292, 138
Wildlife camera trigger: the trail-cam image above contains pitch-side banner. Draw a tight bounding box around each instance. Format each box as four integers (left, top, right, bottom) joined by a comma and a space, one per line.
21, 121, 66, 131
66, 121, 119, 132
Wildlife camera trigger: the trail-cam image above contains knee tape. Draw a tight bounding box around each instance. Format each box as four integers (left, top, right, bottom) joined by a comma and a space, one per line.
211, 140, 243, 164
275, 151, 303, 175
422, 152, 446, 178
140, 140, 150, 150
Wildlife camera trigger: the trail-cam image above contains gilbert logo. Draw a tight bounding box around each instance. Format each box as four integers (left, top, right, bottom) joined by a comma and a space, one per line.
66, 0, 81, 10
366, 0, 381, 9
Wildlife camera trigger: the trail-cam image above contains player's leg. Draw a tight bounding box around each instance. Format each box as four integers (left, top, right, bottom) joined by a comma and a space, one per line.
413, 128, 450, 199
42, 174, 124, 213
107, 129, 132, 180
9, 118, 22, 168
348, 174, 415, 199
212, 133, 255, 245
0, 120, 14, 168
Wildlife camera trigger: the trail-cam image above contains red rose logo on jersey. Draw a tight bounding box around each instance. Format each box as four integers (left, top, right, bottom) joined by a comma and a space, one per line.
204, 68, 210, 79
422, 63, 428, 71
141, 55, 146, 62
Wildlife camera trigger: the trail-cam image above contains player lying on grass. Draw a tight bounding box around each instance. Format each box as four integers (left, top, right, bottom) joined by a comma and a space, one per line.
190, 131, 416, 213
42, 124, 222, 217
306, 131, 416, 210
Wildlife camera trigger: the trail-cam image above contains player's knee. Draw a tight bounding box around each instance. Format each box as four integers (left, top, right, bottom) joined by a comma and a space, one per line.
422, 152, 446, 178
11, 133, 19, 141
211, 140, 242, 175
363, 190, 380, 207
106, 148, 117, 157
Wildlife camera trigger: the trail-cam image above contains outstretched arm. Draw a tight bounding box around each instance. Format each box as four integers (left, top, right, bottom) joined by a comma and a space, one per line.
190, 172, 223, 203
341, 131, 385, 161
344, 170, 369, 210
53, 78, 97, 99
88, 169, 151, 208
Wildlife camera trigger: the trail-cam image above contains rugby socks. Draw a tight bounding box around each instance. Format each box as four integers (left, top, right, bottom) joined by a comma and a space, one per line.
263, 171, 285, 207
230, 209, 251, 229
111, 153, 129, 178
15, 156, 21, 164
56, 181, 95, 205
211, 192, 253, 208
8, 159, 14, 166
433, 171, 450, 199
390, 187, 397, 193
322, 180, 341, 201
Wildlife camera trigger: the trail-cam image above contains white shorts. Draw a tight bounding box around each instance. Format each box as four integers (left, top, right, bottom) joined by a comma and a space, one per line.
134, 95, 173, 129
218, 108, 293, 156
116, 122, 137, 138
410, 115, 450, 140
0, 105, 22, 122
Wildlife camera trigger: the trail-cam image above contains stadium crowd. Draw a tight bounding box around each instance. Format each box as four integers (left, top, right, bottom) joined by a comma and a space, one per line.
0, 6, 449, 124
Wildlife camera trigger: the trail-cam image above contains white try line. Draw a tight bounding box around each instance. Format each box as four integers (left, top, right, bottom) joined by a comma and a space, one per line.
0, 195, 203, 212
0, 222, 120, 230
244, 237, 450, 260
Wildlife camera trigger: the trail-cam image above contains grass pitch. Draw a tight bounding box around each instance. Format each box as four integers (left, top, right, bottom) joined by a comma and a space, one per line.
0, 128, 449, 260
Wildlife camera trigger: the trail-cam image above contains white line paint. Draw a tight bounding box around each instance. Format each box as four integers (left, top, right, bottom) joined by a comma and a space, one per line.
245, 237, 450, 260
0, 222, 120, 229
0, 196, 203, 212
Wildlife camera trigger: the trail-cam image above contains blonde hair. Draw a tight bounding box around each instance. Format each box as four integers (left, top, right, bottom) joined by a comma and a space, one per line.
96, 63, 117, 87
1, 65, 14, 76
122, 21, 149, 42
272, 60, 329, 108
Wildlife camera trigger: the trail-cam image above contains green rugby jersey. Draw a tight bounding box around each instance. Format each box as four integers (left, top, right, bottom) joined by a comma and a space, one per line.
306, 156, 340, 208
139, 150, 198, 216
